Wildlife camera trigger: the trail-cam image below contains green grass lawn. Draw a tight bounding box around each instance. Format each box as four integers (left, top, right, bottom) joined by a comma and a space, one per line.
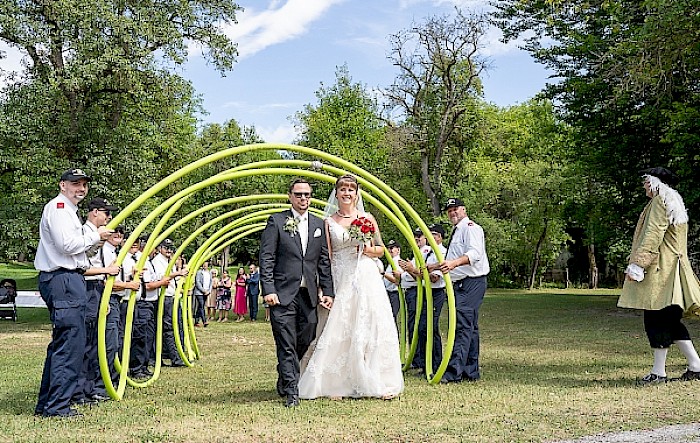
2, 289, 700, 442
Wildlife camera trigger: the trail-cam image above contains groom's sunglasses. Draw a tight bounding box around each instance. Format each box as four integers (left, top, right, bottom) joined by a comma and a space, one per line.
292, 192, 311, 199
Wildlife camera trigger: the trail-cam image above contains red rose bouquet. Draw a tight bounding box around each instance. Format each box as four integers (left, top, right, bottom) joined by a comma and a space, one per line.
348, 216, 375, 244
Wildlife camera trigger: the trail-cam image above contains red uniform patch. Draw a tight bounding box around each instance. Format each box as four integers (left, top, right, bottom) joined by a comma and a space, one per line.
57, 202, 64, 209
467, 222, 474, 226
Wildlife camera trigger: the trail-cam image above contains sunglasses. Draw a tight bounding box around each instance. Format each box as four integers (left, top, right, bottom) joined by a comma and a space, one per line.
97, 209, 111, 216
292, 192, 311, 199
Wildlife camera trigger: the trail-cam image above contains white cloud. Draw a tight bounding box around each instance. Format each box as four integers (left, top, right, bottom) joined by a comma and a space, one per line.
257, 122, 297, 144
224, 0, 345, 59
221, 100, 298, 111
398, 0, 491, 10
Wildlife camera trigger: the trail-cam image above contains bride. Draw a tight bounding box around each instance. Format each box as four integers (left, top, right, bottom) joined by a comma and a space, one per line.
298, 174, 404, 400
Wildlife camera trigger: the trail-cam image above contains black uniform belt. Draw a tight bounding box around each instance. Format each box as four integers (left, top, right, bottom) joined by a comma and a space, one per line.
86, 280, 104, 289
452, 275, 486, 284
46, 267, 85, 275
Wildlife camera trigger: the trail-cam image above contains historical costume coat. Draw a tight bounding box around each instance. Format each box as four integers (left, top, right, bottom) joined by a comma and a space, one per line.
618, 192, 700, 315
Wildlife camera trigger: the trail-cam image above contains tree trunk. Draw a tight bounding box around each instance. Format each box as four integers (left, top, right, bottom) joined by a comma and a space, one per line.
223, 246, 230, 271
529, 219, 548, 290
587, 244, 599, 289
420, 153, 440, 216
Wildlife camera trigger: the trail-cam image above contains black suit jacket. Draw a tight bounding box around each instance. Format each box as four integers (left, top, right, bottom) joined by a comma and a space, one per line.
259, 210, 334, 307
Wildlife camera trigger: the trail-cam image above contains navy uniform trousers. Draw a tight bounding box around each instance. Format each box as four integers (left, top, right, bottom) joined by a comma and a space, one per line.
247, 289, 259, 321
386, 290, 400, 328
75, 280, 105, 400
130, 299, 156, 373
162, 296, 184, 365
403, 287, 418, 366
415, 287, 446, 374
35, 269, 87, 416
104, 294, 121, 387
442, 276, 487, 382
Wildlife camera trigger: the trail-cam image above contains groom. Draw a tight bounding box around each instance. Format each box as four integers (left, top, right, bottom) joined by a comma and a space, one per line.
259, 178, 335, 407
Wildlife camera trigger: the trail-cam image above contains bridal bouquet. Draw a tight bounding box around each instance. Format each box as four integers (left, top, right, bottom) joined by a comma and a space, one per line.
348, 216, 375, 244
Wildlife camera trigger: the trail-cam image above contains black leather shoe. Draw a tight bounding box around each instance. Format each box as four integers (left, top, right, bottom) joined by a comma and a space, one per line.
170, 360, 186, 367
637, 373, 668, 386
71, 397, 97, 406
276, 379, 285, 397
670, 369, 700, 382
285, 394, 299, 408
130, 370, 151, 380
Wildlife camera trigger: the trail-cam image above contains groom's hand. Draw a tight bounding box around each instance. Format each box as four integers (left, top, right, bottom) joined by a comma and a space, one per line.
264, 293, 280, 306
319, 295, 333, 310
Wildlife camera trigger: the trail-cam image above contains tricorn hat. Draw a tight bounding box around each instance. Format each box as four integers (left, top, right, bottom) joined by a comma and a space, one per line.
640, 167, 679, 187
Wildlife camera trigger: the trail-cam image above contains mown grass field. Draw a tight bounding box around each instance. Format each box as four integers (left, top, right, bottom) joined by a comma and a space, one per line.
2, 286, 700, 442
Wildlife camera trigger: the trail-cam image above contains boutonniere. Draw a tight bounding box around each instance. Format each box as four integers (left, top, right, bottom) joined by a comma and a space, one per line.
284, 216, 300, 236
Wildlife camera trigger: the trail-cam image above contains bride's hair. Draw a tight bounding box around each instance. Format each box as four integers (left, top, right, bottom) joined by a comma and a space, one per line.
335, 174, 359, 191
323, 174, 365, 218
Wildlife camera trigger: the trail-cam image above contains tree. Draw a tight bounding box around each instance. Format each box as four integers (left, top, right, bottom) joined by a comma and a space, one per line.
0, 0, 240, 151
446, 100, 575, 288
0, 0, 241, 260
385, 8, 490, 216
177, 120, 283, 268
293, 65, 389, 179
492, 0, 700, 275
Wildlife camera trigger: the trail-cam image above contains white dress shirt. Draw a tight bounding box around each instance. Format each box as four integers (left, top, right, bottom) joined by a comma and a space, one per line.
120, 250, 142, 301
446, 216, 490, 280
34, 193, 100, 272
291, 208, 309, 287
425, 243, 448, 288
84, 221, 106, 281
143, 253, 174, 301
384, 255, 401, 292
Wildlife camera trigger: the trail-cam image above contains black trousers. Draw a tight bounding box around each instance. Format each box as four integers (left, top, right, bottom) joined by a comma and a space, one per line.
270, 288, 317, 396
644, 305, 691, 348
193, 294, 207, 324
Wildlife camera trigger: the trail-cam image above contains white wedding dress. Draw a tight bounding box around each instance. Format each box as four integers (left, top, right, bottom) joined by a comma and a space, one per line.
298, 217, 404, 399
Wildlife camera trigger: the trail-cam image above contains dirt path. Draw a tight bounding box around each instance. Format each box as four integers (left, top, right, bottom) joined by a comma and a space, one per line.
553, 423, 700, 443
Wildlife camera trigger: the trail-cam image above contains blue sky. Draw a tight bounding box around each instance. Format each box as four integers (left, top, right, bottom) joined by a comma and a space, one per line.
0, 0, 553, 144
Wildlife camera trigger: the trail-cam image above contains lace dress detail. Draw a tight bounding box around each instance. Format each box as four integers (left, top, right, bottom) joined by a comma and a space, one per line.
298, 217, 404, 399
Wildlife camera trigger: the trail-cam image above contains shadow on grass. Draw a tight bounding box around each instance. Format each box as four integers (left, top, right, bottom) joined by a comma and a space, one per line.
186, 387, 281, 405
0, 390, 38, 416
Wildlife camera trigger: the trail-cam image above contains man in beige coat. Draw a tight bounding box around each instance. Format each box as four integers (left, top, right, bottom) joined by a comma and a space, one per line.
619, 167, 700, 384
